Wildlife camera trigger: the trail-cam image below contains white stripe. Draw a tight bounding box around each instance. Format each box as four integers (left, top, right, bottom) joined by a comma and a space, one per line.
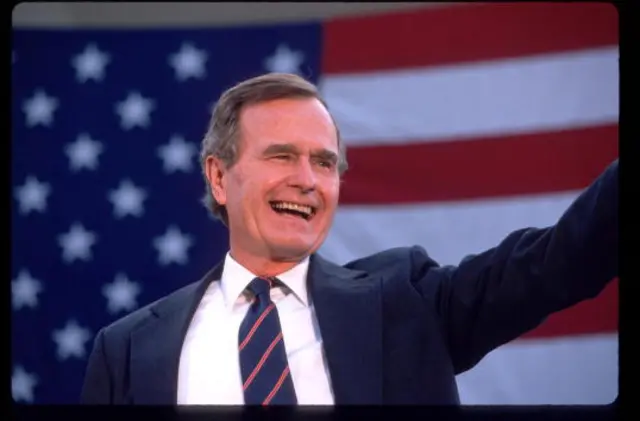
456, 334, 618, 404
320, 191, 579, 266
319, 47, 619, 146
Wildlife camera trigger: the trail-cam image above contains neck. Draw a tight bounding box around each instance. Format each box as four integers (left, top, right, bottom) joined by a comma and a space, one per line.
228, 247, 307, 278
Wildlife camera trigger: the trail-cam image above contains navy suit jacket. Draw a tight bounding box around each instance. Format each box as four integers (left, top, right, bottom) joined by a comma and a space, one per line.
80, 160, 618, 405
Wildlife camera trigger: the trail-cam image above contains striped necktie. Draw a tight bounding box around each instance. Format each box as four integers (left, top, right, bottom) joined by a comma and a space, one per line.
238, 277, 297, 405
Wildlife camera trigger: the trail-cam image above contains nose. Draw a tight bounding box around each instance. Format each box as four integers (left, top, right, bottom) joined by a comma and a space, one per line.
290, 159, 317, 192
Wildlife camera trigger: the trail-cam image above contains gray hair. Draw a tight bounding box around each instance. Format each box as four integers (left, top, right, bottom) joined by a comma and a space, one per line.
199, 73, 348, 226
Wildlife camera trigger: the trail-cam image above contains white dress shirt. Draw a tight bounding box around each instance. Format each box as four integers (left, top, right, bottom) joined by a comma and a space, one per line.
176, 252, 335, 405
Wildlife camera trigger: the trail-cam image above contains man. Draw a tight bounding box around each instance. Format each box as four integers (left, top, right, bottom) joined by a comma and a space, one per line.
80, 73, 618, 405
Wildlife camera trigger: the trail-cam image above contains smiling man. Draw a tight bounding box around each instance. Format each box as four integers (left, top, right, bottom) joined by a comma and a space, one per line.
204, 83, 342, 277
80, 73, 619, 406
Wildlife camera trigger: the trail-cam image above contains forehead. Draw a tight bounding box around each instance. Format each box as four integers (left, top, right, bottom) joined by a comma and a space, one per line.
239, 97, 338, 152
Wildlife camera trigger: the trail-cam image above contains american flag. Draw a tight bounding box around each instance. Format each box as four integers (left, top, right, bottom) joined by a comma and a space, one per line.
11, 3, 618, 405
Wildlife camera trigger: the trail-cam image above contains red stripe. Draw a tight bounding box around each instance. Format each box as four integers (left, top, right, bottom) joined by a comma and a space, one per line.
339, 124, 618, 205
521, 278, 618, 340
322, 3, 618, 75
239, 303, 275, 351
263, 366, 290, 405
243, 332, 283, 390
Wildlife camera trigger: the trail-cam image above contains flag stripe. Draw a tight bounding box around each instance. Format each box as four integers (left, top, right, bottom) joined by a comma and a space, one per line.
322, 2, 618, 75
338, 124, 618, 205
320, 47, 619, 146
323, 191, 579, 267
456, 333, 618, 404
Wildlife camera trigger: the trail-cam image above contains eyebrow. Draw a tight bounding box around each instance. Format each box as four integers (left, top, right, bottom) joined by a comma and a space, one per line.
263, 143, 338, 163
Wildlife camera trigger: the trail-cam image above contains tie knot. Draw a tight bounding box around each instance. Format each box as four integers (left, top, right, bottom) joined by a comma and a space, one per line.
247, 277, 274, 297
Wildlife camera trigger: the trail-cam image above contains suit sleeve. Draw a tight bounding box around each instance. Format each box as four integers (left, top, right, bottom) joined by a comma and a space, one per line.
414, 159, 618, 374
80, 328, 113, 404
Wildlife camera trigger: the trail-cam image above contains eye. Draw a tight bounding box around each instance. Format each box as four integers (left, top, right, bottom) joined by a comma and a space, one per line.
273, 154, 291, 161
313, 157, 335, 169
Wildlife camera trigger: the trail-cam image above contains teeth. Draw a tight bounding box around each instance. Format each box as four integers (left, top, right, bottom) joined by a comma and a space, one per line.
272, 201, 313, 216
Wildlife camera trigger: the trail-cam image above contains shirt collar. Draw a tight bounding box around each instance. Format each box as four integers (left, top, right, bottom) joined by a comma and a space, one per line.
220, 252, 311, 308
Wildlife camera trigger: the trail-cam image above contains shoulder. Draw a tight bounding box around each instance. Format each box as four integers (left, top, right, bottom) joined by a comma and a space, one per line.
341, 245, 441, 277
334, 246, 448, 312
96, 261, 223, 342
316, 246, 444, 295
98, 281, 201, 341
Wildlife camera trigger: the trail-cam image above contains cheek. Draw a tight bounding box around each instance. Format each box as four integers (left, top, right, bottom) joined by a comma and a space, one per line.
323, 179, 341, 205
240, 180, 270, 217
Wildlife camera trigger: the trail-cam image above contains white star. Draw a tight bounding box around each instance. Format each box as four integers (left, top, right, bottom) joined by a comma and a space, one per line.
108, 179, 147, 219
14, 176, 51, 215
22, 89, 59, 127
58, 223, 97, 263
12, 269, 43, 310
102, 273, 141, 315
71, 43, 110, 83
153, 225, 194, 266
157, 134, 198, 173
263, 44, 305, 74
115, 91, 155, 130
12, 366, 38, 403
169, 42, 208, 81
52, 320, 92, 361
64, 133, 104, 172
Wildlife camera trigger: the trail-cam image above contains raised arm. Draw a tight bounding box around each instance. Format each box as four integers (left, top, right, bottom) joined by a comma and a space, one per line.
414, 159, 618, 374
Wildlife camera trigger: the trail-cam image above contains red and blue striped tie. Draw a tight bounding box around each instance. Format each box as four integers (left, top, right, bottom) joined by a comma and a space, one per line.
238, 277, 298, 405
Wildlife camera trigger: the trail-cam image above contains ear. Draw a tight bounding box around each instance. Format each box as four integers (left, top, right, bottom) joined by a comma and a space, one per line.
205, 156, 228, 206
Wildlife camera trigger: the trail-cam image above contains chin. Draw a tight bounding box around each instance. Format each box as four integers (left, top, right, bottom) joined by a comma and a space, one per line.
268, 239, 318, 260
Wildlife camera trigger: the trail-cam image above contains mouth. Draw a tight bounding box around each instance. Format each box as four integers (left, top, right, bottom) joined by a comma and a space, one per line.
269, 201, 317, 221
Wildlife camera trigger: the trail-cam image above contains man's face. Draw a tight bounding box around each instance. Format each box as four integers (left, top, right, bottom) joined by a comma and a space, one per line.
206, 97, 341, 264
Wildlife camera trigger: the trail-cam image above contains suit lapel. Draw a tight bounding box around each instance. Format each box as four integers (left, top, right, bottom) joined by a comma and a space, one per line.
129, 262, 223, 405
127, 254, 384, 405
308, 254, 383, 404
